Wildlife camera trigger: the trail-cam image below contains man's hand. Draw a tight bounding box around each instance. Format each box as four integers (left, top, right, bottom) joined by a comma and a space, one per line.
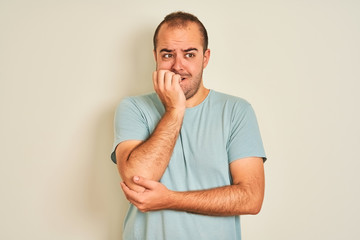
153, 70, 186, 113
120, 157, 265, 216
120, 176, 172, 212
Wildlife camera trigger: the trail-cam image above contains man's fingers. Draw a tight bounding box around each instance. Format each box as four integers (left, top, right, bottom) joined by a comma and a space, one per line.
152, 71, 158, 90
154, 70, 181, 91
133, 176, 156, 190
172, 74, 181, 86
120, 182, 133, 200
120, 181, 144, 205
164, 71, 175, 90
156, 70, 166, 91
120, 182, 133, 195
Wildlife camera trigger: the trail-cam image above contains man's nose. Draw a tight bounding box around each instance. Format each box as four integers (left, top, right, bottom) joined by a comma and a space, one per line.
171, 55, 184, 71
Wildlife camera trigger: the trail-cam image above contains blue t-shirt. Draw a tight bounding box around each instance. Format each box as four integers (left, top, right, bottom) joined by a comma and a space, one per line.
111, 90, 266, 240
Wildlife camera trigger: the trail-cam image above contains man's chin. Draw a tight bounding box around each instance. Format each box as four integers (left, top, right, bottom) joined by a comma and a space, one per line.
184, 89, 197, 100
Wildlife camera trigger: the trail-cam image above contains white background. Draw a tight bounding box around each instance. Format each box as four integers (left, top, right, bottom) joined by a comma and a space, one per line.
1, 0, 359, 239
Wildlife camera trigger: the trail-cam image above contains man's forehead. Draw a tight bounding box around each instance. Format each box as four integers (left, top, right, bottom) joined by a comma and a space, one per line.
161, 21, 192, 31
156, 23, 203, 50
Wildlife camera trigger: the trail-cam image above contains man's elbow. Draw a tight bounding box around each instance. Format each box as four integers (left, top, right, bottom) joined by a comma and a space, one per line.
247, 194, 264, 215
248, 202, 263, 215
237, 194, 264, 215
116, 162, 140, 191
120, 170, 146, 193
235, 203, 262, 215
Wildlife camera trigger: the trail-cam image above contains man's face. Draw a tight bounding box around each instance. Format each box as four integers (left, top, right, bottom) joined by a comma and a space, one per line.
154, 22, 210, 100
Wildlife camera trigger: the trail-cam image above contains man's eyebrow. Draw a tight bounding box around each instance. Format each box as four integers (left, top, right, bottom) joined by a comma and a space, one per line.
160, 48, 173, 53
159, 48, 199, 53
184, 48, 198, 52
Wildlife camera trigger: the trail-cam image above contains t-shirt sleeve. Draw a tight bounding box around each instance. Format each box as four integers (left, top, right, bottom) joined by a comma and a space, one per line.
227, 102, 266, 163
110, 97, 150, 163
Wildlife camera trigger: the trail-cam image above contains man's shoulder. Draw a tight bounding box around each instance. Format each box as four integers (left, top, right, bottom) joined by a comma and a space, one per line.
122, 92, 159, 105
119, 92, 163, 112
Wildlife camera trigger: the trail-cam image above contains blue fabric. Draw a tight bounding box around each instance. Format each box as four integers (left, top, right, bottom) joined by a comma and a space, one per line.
111, 90, 266, 240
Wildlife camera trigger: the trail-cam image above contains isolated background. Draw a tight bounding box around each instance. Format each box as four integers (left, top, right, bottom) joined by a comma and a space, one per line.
1, 0, 359, 239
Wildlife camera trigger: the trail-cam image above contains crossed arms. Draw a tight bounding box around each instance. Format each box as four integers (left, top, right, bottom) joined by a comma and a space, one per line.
115, 70, 265, 216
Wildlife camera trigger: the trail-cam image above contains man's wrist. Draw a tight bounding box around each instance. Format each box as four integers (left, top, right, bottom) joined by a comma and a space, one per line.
165, 107, 185, 120
165, 190, 180, 210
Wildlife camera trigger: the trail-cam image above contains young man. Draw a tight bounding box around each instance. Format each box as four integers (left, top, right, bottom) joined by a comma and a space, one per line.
111, 11, 266, 240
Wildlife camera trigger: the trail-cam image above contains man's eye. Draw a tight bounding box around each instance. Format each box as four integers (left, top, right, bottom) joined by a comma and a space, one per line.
163, 54, 173, 58
185, 53, 195, 58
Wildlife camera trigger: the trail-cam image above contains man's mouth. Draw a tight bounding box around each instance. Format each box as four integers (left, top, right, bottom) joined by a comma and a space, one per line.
180, 75, 190, 81
174, 72, 190, 82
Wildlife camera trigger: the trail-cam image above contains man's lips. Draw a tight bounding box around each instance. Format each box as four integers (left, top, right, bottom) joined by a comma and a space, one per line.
179, 74, 190, 81
172, 72, 190, 82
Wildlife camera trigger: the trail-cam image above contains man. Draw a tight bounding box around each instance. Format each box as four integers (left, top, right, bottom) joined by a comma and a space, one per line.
111, 11, 266, 240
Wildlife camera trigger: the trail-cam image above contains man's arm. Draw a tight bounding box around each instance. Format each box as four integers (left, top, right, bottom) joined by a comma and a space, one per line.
120, 157, 265, 216
116, 70, 186, 192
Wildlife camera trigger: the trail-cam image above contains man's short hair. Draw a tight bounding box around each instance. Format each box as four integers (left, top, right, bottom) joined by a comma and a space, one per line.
153, 11, 208, 53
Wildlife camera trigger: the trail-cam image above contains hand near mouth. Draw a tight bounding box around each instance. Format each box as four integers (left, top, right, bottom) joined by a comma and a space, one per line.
153, 70, 186, 113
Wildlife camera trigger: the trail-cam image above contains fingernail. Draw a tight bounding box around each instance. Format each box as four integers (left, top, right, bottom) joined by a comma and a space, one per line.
134, 176, 140, 181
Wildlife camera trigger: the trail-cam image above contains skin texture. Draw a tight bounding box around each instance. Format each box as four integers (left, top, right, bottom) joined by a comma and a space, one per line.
116, 21, 265, 215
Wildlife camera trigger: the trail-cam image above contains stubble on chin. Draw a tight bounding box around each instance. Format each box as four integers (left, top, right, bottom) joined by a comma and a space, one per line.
181, 75, 203, 100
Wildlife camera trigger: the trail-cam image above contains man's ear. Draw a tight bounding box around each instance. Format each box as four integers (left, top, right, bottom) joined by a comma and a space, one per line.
203, 49, 211, 69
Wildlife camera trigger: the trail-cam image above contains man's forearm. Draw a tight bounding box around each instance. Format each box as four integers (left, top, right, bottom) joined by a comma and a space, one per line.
167, 184, 263, 216
167, 159, 265, 216
119, 109, 184, 191
120, 175, 264, 216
